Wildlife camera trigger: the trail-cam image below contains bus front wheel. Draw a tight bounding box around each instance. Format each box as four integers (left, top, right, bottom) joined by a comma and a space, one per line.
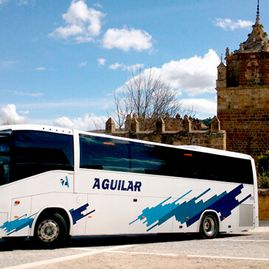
34, 212, 68, 247
199, 213, 219, 239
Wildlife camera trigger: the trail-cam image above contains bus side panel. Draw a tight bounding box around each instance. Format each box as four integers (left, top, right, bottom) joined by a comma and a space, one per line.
78, 169, 256, 236
0, 213, 8, 237
251, 158, 259, 229
169, 182, 255, 234
9, 196, 32, 237
129, 178, 255, 234
218, 183, 256, 233
31, 193, 88, 237
79, 170, 174, 235
0, 171, 75, 238
86, 195, 174, 235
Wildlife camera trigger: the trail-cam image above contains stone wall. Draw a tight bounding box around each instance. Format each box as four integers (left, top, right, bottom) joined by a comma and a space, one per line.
105, 115, 226, 150
217, 86, 269, 157
226, 52, 269, 87
259, 189, 269, 220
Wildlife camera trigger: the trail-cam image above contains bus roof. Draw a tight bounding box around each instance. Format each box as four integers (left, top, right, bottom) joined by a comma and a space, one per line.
0, 124, 73, 135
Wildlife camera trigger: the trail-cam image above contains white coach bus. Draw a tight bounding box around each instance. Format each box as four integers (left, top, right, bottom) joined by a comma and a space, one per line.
0, 125, 258, 246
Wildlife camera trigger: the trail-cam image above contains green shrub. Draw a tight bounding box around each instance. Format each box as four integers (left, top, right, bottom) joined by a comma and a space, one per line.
257, 151, 269, 188
258, 151, 269, 174
258, 172, 269, 189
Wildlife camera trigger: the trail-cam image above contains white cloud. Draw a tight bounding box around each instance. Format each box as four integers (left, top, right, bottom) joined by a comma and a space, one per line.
102, 28, 152, 52
215, 18, 253, 31
50, 0, 105, 43
109, 62, 144, 72
97, 58, 106, 66
115, 50, 219, 97
18, 0, 29, 5
109, 62, 122, 70
0, 104, 26, 125
13, 90, 44, 97
148, 49, 220, 96
181, 98, 217, 118
79, 61, 87, 68
54, 114, 107, 131
35, 66, 47, 72
54, 116, 75, 128
113, 50, 219, 117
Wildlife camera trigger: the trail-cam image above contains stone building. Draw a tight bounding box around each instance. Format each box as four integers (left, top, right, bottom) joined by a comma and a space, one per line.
216, 3, 269, 157
106, 3, 269, 159
105, 115, 226, 150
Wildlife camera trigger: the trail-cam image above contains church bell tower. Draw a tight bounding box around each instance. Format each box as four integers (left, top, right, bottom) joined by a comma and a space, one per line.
216, 0, 269, 156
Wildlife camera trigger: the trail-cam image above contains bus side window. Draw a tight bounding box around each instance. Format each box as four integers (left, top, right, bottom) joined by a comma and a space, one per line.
0, 162, 9, 185
0, 138, 10, 186
130, 142, 166, 175
79, 134, 130, 172
10, 131, 74, 182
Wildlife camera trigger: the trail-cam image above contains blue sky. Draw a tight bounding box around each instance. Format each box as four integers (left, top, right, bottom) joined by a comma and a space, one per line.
0, 0, 268, 130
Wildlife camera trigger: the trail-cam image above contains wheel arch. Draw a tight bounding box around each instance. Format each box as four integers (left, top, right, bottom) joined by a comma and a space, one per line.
197, 210, 220, 234
31, 207, 72, 237
198, 210, 219, 227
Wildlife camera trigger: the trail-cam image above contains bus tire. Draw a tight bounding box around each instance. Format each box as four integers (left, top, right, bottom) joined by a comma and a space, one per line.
199, 213, 219, 239
34, 212, 68, 247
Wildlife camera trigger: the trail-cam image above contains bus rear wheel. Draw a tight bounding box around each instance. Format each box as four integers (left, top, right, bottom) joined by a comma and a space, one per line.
200, 213, 219, 239
35, 212, 68, 247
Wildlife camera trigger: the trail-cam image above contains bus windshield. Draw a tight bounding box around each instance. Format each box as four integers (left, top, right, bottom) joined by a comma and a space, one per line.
0, 134, 10, 186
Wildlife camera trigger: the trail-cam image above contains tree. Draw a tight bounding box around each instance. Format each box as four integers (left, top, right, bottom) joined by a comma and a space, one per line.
113, 68, 181, 129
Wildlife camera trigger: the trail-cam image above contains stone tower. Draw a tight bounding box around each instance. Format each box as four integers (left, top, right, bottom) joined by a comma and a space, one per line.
216, 1, 269, 157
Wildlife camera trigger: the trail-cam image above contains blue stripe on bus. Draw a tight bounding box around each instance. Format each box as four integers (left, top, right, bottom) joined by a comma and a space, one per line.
130, 184, 251, 231
69, 203, 95, 224
0, 213, 36, 235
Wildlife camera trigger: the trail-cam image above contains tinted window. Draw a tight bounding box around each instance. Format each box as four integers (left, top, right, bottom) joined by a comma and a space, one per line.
80, 135, 130, 172
130, 143, 167, 175
79, 134, 253, 184
0, 137, 10, 186
171, 150, 254, 184
10, 130, 74, 182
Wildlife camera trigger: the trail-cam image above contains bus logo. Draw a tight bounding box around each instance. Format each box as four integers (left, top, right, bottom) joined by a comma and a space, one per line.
92, 178, 142, 192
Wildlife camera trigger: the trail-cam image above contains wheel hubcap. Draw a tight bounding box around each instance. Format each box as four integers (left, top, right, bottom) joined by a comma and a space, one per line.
37, 219, 59, 243
203, 216, 215, 236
